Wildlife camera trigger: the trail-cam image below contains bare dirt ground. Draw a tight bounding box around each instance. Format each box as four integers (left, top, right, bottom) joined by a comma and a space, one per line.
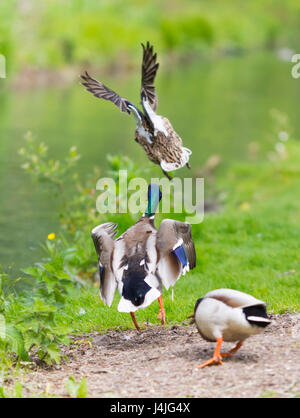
19, 313, 300, 398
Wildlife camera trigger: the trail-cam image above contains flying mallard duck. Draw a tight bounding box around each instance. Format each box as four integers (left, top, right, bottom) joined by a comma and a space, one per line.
80, 42, 192, 180
190, 288, 271, 369
91, 184, 196, 331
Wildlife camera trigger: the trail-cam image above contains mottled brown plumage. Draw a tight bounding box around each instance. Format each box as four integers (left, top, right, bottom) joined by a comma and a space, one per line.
135, 117, 184, 166
80, 42, 192, 179
91, 185, 196, 330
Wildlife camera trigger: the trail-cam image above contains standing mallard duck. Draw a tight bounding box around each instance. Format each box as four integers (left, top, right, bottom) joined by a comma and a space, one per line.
81, 42, 192, 180
190, 289, 271, 369
91, 184, 196, 331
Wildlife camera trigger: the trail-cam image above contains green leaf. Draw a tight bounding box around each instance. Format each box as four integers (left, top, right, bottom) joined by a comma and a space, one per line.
14, 381, 23, 398
5, 325, 29, 361
53, 288, 67, 305
46, 343, 61, 364
58, 334, 70, 346
0, 387, 7, 398
33, 298, 57, 313
65, 376, 88, 398
21, 267, 40, 278
76, 378, 88, 399
0, 314, 5, 339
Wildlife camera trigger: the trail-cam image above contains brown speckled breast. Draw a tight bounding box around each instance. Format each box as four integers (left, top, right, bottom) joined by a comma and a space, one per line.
134, 117, 184, 166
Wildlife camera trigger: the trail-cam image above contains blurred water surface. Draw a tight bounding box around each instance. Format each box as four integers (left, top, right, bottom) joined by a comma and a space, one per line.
0, 51, 299, 275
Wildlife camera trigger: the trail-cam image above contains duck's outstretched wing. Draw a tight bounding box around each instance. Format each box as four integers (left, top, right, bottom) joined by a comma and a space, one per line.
91, 222, 118, 306
81, 72, 131, 114
155, 219, 196, 290
141, 42, 159, 111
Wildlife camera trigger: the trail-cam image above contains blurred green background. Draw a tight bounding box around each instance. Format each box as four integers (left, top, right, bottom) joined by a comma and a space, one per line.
0, 0, 300, 273
1, 0, 300, 72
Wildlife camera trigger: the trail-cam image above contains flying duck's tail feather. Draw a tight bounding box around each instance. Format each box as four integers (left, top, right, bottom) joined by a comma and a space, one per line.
160, 147, 192, 172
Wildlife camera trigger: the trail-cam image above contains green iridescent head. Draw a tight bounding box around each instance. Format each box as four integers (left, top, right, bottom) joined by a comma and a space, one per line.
145, 184, 162, 217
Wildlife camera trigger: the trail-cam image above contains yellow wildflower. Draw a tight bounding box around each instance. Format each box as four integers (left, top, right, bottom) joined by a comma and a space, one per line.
239, 202, 251, 211
48, 233, 56, 240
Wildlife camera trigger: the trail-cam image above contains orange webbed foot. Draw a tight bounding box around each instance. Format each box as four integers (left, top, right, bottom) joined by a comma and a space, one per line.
197, 337, 224, 369
221, 341, 243, 357
157, 308, 166, 325
197, 354, 223, 369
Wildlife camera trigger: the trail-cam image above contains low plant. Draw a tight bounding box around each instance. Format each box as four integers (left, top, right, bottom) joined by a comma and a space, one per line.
65, 376, 88, 398
0, 381, 23, 399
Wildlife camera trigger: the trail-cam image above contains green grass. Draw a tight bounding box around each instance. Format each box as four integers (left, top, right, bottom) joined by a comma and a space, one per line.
53, 140, 300, 333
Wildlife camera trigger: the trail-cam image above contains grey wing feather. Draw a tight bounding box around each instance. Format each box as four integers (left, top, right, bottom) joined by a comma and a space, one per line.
157, 219, 196, 269
81, 72, 131, 114
91, 222, 118, 306
155, 219, 196, 290
141, 42, 159, 111
175, 221, 196, 270
205, 289, 266, 309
